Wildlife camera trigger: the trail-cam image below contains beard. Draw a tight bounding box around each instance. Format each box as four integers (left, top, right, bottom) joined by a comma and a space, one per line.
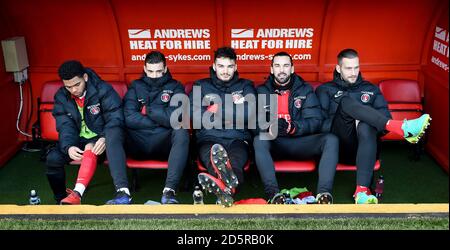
275, 73, 291, 85
218, 74, 233, 81
342, 75, 357, 85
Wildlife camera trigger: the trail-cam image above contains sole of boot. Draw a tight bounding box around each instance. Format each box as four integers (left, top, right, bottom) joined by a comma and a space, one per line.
198, 174, 234, 207
210, 144, 239, 189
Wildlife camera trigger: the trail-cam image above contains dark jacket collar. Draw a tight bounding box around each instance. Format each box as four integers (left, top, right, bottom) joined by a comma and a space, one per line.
141, 69, 173, 88
209, 67, 239, 90
332, 69, 364, 89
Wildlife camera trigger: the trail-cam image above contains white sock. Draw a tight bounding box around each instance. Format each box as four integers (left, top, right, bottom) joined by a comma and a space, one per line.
163, 187, 175, 195
74, 183, 86, 197
117, 188, 130, 196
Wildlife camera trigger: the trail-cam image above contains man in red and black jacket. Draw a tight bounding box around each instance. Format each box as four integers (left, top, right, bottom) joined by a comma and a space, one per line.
254, 52, 338, 204
316, 48, 431, 204
46, 60, 131, 205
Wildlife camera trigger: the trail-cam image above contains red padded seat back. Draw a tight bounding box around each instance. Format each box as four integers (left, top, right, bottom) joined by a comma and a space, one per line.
39, 103, 58, 141
378, 79, 421, 103
40, 81, 63, 103
109, 81, 128, 98
184, 81, 194, 95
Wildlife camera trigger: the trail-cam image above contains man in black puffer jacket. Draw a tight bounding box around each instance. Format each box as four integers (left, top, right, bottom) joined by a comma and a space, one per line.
190, 47, 256, 207
46, 60, 131, 205
316, 48, 431, 204
254, 52, 338, 204
123, 51, 189, 204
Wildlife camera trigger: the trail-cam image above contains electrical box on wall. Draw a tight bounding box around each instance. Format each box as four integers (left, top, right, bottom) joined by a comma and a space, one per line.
1, 36, 29, 72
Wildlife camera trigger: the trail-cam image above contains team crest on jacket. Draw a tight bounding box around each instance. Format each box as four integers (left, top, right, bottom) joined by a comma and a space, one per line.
232, 91, 245, 104
361, 93, 370, 103
87, 103, 101, 115
294, 99, 302, 109
293, 96, 306, 109
161, 93, 171, 103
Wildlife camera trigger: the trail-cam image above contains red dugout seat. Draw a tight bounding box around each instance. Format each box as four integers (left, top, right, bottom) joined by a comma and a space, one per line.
127, 159, 169, 169
273, 160, 316, 172
336, 160, 381, 171
378, 79, 423, 141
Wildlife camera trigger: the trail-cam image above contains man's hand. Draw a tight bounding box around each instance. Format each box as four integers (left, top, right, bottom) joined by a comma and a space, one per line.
269, 118, 296, 137
92, 137, 106, 155
68, 146, 83, 161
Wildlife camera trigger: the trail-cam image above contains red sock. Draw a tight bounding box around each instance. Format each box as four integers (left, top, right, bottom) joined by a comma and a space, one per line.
385, 120, 404, 137
354, 186, 372, 197
76, 150, 98, 187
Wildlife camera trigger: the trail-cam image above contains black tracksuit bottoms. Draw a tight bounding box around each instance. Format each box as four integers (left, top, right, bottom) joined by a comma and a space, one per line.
126, 128, 190, 191
254, 133, 339, 199
197, 138, 249, 193
46, 127, 129, 203
331, 95, 389, 187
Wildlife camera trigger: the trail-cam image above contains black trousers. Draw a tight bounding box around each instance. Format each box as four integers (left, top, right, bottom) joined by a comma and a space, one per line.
126, 128, 190, 191
253, 133, 339, 199
197, 138, 249, 193
46, 127, 128, 203
331, 95, 387, 187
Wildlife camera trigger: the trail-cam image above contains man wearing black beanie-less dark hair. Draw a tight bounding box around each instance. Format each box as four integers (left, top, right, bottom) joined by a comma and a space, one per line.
190, 47, 257, 207
46, 60, 132, 205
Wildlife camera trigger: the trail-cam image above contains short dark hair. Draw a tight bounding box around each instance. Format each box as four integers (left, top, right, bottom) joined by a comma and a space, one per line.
214, 47, 237, 62
145, 51, 166, 67
272, 52, 293, 66
58, 60, 85, 80
337, 48, 359, 64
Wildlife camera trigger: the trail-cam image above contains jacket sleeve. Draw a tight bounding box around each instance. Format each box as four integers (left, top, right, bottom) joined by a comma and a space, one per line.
372, 87, 392, 119
100, 84, 124, 132
148, 83, 186, 128
52, 94, 79, 154
315, 85, 333, 132
123, 86, 155, 130
291, 88, 322, 136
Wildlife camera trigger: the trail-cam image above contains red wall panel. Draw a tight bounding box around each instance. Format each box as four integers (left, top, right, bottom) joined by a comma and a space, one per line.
0, 9, 22, 166
222, 0, 325, 68
111, 0, 217, 71
323, 0, 437, 65
1, 0, 122, 67
422, 0, 449, 172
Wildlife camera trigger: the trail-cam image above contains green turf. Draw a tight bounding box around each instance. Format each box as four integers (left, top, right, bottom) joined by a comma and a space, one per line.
0, 217, 448, 230
0, 142, 448, 205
